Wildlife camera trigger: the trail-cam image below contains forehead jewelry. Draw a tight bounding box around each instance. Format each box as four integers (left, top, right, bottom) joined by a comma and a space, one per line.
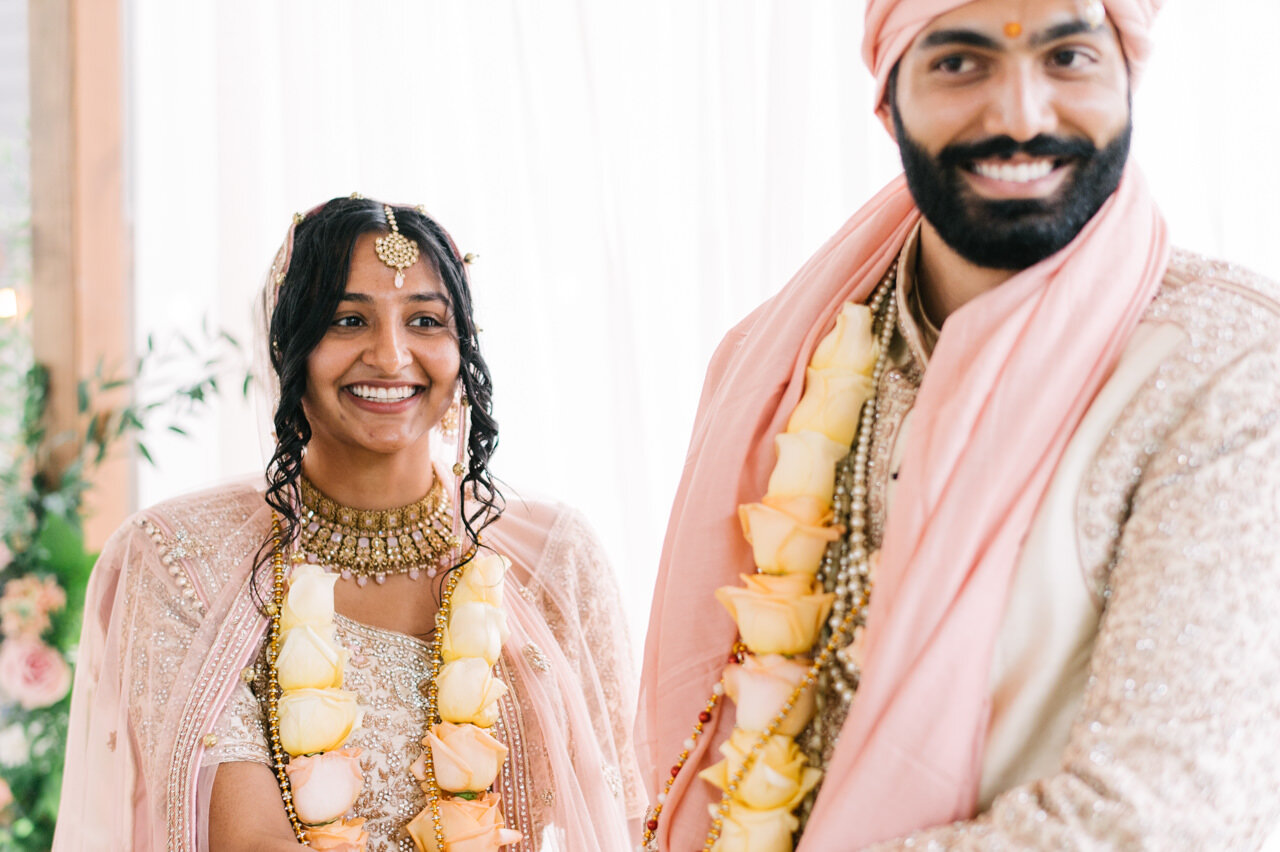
1082, 0, 1106, 29
1003, 20, 1022, 38
375, 205, 420, 288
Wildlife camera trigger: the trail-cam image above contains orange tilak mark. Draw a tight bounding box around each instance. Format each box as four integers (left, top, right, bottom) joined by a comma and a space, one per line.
1004, 21, 1023, 38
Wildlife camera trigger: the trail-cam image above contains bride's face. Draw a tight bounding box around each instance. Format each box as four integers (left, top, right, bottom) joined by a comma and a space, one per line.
302, 232, 460, 462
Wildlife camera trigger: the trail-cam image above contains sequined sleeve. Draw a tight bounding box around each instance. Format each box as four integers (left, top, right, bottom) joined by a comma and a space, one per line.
202, 679, 271, 767
863, 343, 1280, 850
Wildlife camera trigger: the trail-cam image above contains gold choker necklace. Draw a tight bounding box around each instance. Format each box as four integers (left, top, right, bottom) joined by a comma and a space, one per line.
298, 476, 458, 584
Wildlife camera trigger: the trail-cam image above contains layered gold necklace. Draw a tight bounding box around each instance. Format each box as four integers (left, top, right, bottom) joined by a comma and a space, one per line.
298, 477, 458, 584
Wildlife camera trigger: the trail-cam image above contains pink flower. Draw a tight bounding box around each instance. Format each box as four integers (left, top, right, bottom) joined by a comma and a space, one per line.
305, 816, 368, 850
0, 638, 72, 709
0, 576, 66, 639
285, 747, 364, 826
0, 776, 12, 819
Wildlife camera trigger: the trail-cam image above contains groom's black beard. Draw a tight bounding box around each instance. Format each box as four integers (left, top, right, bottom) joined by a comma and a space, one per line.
892, 102, 1132, 271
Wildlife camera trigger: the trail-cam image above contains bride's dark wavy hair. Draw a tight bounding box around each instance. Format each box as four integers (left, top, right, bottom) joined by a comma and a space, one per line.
258, 196, 502, 579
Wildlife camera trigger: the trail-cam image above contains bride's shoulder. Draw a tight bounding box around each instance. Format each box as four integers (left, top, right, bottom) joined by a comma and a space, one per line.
102, 478, 270, 569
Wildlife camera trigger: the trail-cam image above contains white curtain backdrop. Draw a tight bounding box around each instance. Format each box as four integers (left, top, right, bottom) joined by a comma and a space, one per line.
128, 1, 1280, 648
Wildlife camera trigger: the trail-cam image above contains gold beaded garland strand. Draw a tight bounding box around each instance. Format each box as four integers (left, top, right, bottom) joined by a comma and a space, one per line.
421, 566, 465, 851
264, 516, 310, 844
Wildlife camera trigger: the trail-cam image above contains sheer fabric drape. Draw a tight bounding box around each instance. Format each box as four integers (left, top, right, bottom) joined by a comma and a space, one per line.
128, 1, 1280, 648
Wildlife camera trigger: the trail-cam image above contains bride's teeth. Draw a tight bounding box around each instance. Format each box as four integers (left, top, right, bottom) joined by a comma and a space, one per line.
351, 385, 415, 401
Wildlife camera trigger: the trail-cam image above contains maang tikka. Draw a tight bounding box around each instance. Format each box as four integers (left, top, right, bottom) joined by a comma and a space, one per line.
375, 205, 420, 288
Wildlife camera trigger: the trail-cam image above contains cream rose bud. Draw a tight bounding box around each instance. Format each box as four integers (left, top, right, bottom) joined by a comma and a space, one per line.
406, 792, 522, 852
304, 816, 369, 851
709, 800, 799, 852
810, 302, 877, 375
451, 553, 509, 608
764, 432, 849, 525
424, 721, 509, 792
286, 747, 364, 826
278, 688, 362, 755
277, 624, 349, 690
715, 574, 833, 656
786, 368, 875, 447
280, 564, 338, 632
436, 658, 508, 728
738, 503, 840, 577
723, 654, 816, 737
441, 602, 509, 667
699, 729, 821, 811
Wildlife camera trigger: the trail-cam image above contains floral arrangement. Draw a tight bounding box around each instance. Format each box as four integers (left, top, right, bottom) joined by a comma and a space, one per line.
0, 308, 243, 850
273, 549, 521, 851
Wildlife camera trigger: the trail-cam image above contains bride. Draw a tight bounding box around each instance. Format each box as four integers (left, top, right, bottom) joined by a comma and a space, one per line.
53, 196, 643, 851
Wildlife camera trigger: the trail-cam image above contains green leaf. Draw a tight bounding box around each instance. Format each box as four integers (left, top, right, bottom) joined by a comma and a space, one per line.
167, 425, 188, 436
76, 381, 89, 414
136, 442, 155, 466
35, 514, 96, 648
242, 374, 254, 397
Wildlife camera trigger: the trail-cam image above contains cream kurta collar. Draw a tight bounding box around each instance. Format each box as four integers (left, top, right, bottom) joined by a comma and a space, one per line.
893, 223, 942, 366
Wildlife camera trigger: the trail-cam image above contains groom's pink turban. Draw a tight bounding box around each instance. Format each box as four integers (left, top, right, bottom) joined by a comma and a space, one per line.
864, 0, 1165, 107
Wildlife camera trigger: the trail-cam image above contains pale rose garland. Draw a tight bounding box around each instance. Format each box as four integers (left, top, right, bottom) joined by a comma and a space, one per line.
275, 554, 522, 852
703, 303, 880, 851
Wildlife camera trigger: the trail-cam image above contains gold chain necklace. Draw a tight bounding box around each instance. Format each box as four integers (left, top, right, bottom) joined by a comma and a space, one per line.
298, 476, 457, 584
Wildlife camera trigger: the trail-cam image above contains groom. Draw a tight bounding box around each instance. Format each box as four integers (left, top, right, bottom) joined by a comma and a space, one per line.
640, 0, 1280, 849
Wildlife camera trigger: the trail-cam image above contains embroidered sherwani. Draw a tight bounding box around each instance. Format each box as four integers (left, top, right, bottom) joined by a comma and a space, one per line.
53, 488, 644, 852
814, 233, 1280, 848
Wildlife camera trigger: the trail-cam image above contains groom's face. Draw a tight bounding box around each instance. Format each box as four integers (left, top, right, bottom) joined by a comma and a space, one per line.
879, 0, 1132, 270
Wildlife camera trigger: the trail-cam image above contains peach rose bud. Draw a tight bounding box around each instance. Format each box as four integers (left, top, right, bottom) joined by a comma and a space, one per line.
278, 688, 362, 755
723, 653, 816, 737
786, 368, 875, 447
280, 564, 338, 632
451, 553, 509, 608
286, 747, 365, 826
406, 791, 522, 852
425, 721, 509, 792
738, 502, 840, 577
276, 624, 350, 690
715, 574, 833, 656
764, 432, 849, 524
708, 799, 799, 852
699, 729, 821, 811
441, 602, 509, 667
809, 302, 878, 375
304, 816, 369, 851
436, 658, 508, 728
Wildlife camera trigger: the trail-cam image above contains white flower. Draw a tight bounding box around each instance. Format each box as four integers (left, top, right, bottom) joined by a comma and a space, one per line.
0, 724, 29, 767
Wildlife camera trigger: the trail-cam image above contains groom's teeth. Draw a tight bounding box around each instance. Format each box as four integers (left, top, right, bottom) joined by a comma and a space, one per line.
972, 159, 1055, 183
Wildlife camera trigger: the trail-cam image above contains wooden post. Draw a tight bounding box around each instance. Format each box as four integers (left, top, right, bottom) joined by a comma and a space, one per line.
29, 0, 131, 550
